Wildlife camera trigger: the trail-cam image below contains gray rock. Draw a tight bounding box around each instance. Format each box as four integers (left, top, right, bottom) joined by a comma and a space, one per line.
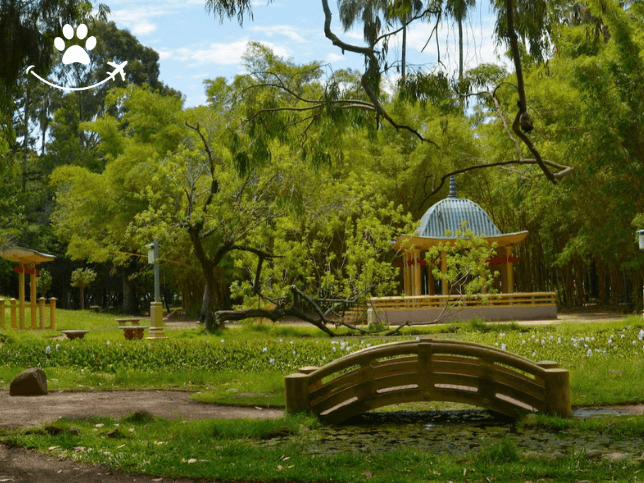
9, 368, 48, 396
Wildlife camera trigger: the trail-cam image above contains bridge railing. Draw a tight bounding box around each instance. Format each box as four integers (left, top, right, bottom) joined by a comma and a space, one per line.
286, 338, 570, 424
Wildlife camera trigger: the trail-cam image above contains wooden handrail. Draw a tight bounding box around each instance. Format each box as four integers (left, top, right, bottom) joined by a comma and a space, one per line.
285, 338, 570, 423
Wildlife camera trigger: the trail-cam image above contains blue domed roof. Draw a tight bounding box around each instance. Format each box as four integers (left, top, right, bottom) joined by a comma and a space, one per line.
417, 177, 502, 238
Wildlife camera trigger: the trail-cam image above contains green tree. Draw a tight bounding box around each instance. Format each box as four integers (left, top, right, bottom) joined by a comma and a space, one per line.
51, 85, 186, 314
70, 267, 96, 310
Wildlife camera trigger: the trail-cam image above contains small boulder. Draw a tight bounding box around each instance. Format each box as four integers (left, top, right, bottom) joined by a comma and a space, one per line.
10, 368, 48, 396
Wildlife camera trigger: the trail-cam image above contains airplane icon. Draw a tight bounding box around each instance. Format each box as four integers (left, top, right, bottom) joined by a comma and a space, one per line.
107, 61, 128, 81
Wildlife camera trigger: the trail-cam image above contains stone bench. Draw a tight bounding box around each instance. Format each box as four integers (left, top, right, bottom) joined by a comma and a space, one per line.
61, 330, 89, 340
118, 326, 149, 340
115, 318, 142, 326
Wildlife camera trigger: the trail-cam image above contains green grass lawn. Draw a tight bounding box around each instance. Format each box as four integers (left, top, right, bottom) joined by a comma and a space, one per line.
2, 307, 644, 481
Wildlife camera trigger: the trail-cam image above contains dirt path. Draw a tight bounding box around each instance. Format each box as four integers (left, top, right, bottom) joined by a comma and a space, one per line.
0, 444, 207, 483
0, 390, 282, 483
0, 390, 283, 428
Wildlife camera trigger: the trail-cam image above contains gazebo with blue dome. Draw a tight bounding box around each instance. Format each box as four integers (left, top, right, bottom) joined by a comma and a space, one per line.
392, 176, 528, 297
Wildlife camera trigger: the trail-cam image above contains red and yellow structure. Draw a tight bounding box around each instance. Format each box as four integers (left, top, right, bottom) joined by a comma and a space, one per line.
0, 247, 57, 330
368, 177, 556, 323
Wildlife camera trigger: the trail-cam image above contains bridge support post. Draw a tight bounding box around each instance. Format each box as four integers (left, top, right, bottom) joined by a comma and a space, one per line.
543, 368, 571, 416
285, 372, 310, 414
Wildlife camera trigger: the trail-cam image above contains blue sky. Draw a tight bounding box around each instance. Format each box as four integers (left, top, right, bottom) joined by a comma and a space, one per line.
100, 0, 504, 107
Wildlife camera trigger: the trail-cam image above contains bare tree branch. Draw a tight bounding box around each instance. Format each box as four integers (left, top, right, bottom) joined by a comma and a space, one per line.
320, 0, 438, 148
417, 158, 574, 210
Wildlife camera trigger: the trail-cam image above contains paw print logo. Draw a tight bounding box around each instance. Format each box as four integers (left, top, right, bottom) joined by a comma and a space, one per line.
54, 24, 96, 65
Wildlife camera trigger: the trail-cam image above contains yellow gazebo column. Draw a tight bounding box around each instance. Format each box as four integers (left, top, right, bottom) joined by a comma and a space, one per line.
427, 265, 435, 295
18, 265, 25, 330
413, 250, 422, 296
441, 250, 448, 295
29, 265, 37, 329
505, 246, 514, 294
403, 253, 410, 296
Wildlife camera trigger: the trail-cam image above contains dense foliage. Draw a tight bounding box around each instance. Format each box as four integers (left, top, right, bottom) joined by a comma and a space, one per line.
2, 0, 644, 324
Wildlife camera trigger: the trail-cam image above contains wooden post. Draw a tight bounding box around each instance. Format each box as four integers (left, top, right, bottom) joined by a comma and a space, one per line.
404, 253, 411, 296
413, 250, 422, 296
30, 269, 37, 329
49, 298, 57, 331
285, 372, 310, 413
10, 298, 17, 329
441, 250, 448, 295
417, 342, 434, 399
0, 298, 4, 330
543, 368, 571, 416
38, 297, 46, 330
18, 268, 25, 330
505, 246, 514, 294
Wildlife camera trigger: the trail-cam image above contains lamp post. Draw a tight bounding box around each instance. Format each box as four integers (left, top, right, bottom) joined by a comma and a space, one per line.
638, 230, 644, 317
146, 239, 167, 339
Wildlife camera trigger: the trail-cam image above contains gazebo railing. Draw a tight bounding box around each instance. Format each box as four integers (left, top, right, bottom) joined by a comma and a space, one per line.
369, 292, 556, 311
0, 297, 57, 331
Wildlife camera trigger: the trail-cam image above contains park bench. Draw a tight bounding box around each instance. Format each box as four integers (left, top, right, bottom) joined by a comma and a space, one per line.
116, 318, 149, 340
286, 338, 571, 424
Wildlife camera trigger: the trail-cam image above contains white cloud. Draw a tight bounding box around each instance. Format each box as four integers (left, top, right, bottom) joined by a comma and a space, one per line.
108, 7, 169, 36
250, 25, 308, 44
160, 39, 292, 66
326, 52, 344, 63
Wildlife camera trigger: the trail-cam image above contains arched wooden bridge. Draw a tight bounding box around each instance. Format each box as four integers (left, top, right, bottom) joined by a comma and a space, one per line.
285, 338, 570, 424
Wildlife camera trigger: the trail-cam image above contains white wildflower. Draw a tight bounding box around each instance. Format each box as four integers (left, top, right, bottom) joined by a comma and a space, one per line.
262, 347, 267, 353
501, 343, 507, 351
587, 349, 593, 357
45, 346, 51, 354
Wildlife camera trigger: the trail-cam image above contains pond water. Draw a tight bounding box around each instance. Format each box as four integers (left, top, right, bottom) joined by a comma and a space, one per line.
266, 404, 644, 458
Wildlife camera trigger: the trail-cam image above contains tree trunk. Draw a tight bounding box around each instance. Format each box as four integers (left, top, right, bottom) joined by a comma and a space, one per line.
80, 287, 85, 310
402, 22, 407, 81
201, 267, 230, 331
458, 18, 464, 82
122, 272, 139, 315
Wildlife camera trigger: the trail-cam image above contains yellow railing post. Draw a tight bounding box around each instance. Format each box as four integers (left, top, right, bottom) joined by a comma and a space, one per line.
30, 270, 37, 329
285, 372, 310, 414
0, 298, 4, 330
38, 297, 46, 330
10, 298, 17, 329
542, 368, 571, 416
49, 298, 57, 331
